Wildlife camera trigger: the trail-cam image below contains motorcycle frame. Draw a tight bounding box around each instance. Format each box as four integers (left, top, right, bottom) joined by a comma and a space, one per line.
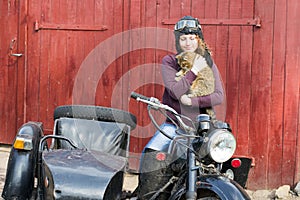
142, 96, 250, 199
186, 141, 198, 199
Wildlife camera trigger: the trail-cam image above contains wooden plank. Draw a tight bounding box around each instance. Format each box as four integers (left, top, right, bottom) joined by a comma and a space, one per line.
143, 0, 157, 140
71, 0, 91, 105
40, 0, 52, 129
169, 0, 182, 34
79, 0, 98, 105
125, 0, 145, 170
47, 1, 67, 112
39, 0, 61, 131
73, 0, 96, 106
213, 0, 229, 121
236, 0, 254, 157
154, 0, 168, 101
26, 0, 41, 122
203, 0, 217, 50
266, 0, 286, 188
225, 0, 241, 142
94, 0, 116, 108
297, 84, 300, 182
0, 2, 6, 142
38, 0, 51, 130
41, 0, 51, 22
64, 0, 79, 106
0, 0, 19, 143
122, 0, 131, 118
155, 0, 172, 128
129, 0, 151, 171
109, 0, 122, 109
130, 0, 145, 146
248, 0, 274, 190
38, 24, 51, 131
191, 0, 205, 19
15, 0, 27, 133
282, 0, 300, 186
112, 0, 126, 111
0, 0, 5, 133
181, 0, 191, 16
214, 1, 229, 84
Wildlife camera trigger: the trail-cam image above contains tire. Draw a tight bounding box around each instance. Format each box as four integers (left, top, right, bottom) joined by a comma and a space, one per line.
54, 105, 137, 130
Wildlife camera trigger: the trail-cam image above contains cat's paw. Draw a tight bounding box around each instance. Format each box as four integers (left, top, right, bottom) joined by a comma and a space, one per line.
175, 71, 181, 77
175, 76, 181, 81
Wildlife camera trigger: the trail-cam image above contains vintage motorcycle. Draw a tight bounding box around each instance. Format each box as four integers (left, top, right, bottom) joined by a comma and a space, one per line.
129, 92, 251, 200
2, 92, 252, 200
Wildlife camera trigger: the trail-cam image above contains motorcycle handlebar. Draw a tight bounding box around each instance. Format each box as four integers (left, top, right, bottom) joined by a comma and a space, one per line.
130, 92, 151, 101
130, 92, 195, 132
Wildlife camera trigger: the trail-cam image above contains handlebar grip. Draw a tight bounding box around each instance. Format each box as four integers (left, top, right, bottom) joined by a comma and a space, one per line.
130, 92, 151, 101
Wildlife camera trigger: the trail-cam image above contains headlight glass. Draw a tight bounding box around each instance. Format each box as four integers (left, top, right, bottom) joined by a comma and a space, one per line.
208, 130, 236, 163
199, 129, 236, 163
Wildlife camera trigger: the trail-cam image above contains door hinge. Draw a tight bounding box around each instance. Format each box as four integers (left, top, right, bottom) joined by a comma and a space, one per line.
162, 17, 261, 28
34, 20, 108, 32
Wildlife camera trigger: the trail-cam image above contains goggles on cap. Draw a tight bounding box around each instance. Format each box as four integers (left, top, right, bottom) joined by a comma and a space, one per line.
174, 19, 202, 31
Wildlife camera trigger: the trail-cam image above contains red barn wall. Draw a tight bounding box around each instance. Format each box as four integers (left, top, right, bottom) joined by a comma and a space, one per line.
0, 0, 299, 190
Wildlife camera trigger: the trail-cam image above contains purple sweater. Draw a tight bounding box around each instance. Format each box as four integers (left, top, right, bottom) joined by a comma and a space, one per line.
161, 54, 224, 123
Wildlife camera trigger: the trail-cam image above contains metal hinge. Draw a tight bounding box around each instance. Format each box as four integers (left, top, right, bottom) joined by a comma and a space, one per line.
162, 17, 261, 28
34, 20, 108, 32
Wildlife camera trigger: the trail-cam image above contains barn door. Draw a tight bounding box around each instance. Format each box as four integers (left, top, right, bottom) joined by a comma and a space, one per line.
25, 0, 120, 134
0, 0, 26, 143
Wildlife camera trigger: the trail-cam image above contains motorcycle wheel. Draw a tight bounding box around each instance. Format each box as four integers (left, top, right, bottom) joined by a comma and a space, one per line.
53, 105, 137, 130
169, 187, 220, 200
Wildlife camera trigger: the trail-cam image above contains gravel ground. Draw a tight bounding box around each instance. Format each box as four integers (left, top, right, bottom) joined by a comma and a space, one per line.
246, 189, 300, 200
1, 145, 299, 200
0, 146, 9, 200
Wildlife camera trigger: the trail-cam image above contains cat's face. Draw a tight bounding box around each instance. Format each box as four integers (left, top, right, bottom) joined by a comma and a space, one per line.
176, 52, 197, 70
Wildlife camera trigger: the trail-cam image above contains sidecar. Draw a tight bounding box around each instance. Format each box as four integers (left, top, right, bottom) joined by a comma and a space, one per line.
2, 105, 137, 200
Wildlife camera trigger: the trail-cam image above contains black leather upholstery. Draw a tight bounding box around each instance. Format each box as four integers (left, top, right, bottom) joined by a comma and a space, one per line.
54, 118, 130, 157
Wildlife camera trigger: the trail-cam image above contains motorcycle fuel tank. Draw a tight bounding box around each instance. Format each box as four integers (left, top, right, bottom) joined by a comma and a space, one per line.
41, 149, 126, 199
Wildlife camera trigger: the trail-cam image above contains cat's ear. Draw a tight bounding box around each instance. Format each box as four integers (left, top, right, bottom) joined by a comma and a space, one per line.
175, 54, 182, 64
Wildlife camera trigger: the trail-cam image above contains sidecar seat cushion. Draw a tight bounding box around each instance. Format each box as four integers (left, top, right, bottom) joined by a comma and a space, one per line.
54, 118, 130, 157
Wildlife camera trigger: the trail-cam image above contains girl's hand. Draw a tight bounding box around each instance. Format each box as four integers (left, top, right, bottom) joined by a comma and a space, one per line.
191, 55, 207, 75
180, 94, 192, 106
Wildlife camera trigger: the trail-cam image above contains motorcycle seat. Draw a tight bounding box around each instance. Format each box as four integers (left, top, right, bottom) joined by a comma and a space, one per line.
53, 117, 130, 157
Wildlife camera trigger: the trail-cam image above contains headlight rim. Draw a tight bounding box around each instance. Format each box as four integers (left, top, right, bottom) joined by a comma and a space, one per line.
199, 129, 236, 163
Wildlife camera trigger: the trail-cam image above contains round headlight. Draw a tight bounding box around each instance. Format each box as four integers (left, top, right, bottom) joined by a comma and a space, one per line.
200, 129, 236, 163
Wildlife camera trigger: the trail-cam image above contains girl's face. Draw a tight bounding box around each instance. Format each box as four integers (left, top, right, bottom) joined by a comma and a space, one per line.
179, 34, 199, 52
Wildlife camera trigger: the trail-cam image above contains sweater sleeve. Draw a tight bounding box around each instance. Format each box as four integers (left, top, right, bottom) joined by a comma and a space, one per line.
161, 55, 196, 100
191, 63, 224, 108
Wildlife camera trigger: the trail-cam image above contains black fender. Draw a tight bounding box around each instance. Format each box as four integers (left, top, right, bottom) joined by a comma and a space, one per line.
42, 149, 126, 199
2, 122, 43, 200
221, 156, 253, 188
197, 175, 251, 200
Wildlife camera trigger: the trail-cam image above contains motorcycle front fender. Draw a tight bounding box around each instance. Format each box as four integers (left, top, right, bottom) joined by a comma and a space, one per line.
197, 175, 251, 200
